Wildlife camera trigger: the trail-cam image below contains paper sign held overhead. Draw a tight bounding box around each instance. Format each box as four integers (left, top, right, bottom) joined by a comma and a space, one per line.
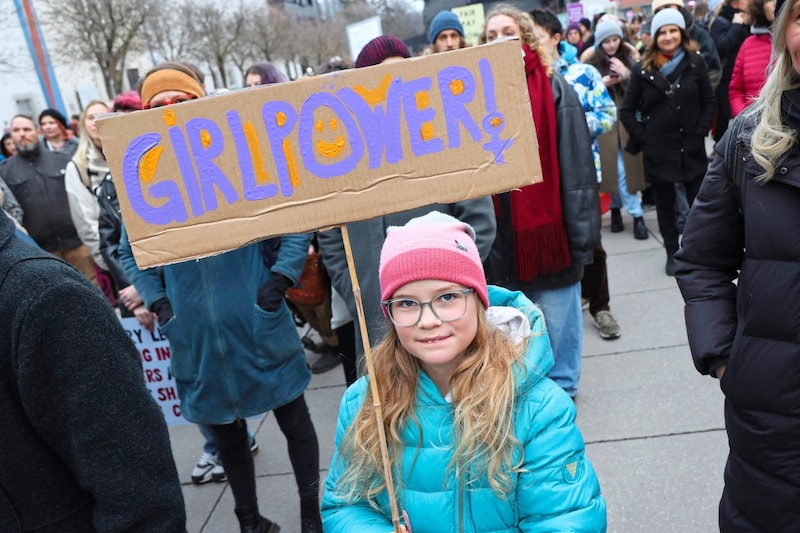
97, 40, 542, 269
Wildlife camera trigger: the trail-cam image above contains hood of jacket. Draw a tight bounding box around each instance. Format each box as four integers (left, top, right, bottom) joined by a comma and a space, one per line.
487, 285, 554, 393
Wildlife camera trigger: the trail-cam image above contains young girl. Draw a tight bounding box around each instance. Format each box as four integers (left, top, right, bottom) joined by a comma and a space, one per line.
586, 19, 648, 239
321, 212, 606, 532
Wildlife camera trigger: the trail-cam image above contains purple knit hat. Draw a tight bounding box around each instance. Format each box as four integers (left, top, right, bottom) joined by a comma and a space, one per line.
567, 21, 583, 34
379, 211, 489, 310
355, 35, 411, 68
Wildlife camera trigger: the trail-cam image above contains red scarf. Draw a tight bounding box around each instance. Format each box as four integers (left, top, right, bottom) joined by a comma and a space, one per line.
500, 44, 571, 281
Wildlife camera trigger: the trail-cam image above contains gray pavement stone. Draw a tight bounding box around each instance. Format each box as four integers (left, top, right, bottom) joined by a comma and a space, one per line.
588, 430, 727, 533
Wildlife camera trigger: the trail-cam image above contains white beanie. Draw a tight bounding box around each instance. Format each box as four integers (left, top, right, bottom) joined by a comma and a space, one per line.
594, 20, 624, 49
651, 8, 686, 37
652, 0, 684, 12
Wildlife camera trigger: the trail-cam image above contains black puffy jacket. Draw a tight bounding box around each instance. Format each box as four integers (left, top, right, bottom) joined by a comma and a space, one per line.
675, 120, 800, 532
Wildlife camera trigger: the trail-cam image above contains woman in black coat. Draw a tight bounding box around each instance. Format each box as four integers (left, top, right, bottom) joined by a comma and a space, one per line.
674, 0, 800, 529
619, 8, 715, 275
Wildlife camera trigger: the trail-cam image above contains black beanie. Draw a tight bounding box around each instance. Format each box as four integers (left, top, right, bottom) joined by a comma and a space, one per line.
39, 108, 68, 130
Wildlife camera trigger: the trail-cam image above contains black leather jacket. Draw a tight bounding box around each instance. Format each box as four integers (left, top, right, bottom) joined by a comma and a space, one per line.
96, 173, 130, 289
485, 72, 601, 291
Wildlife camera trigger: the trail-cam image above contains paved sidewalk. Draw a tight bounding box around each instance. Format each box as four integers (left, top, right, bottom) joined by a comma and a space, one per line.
170, 207, 727, 533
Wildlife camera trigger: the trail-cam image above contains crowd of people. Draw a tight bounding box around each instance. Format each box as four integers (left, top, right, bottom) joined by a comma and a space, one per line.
1, 0, 796, 530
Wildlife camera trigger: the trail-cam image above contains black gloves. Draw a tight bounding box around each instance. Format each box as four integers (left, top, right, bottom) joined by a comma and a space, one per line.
257, 273, 293, 312
151, 297, 174, 326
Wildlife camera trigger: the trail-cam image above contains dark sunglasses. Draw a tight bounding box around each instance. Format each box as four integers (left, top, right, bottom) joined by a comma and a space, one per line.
144, 94, 198, 110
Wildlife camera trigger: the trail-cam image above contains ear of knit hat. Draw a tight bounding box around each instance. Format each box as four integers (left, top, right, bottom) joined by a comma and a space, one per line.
652, 0, 684, 12
593, 19, 624, 48
650, 8, 686, 37
139, 69, 205, 106
38, 108, 68, 130
355, 35, 411, 68
379, 211, 489, 310
429, 11, 464, 43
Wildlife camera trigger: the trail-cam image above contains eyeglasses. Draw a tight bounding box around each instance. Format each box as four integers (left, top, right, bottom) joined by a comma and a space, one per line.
382, 289, 474, 327
144, 94, 198, 110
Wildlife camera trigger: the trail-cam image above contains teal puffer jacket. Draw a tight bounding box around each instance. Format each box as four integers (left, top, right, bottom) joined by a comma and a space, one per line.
119, 227, 312, 425
322, 285, 606, 532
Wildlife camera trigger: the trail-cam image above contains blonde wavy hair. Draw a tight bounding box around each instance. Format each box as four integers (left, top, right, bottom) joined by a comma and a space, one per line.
478, 3, 553, 76
744, 0, 800, 181
334, 298, 531, 507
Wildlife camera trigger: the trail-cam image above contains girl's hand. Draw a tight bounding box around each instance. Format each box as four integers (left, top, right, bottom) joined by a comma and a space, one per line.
609, 57, 629, 80
603, 74, 621, 87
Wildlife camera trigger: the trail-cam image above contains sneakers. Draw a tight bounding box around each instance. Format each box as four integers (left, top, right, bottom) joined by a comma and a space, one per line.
593, 310, 621, 339
191, 452, 226, 484
610, 208, 624, 233
633, 217, 649, 240
250, 437, 259, 456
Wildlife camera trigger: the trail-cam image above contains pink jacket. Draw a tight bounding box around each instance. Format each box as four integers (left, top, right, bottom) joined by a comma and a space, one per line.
729, 33, 772, 117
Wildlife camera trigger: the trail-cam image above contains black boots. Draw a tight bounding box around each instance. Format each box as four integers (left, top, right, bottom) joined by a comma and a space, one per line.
665, 247, 678, 276
235, 508, 280, 533
633, 217, 649, 240
301, 498, 323, 533
610, 208, 624, 232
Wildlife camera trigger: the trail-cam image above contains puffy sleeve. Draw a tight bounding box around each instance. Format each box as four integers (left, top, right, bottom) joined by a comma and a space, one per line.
582, 65, 617, 139
674, 141, 744, 376
517, 382, 607, 532
728, 44, 748, 118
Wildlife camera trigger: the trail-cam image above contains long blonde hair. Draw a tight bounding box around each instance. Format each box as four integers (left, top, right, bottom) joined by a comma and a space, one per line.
745, 0, 800, 181
478, 3, 553, 76
71, 99, 110, 180
334, 298, 529, 506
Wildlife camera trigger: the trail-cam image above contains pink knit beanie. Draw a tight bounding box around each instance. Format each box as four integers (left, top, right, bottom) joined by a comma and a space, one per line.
379, 211, 489, 310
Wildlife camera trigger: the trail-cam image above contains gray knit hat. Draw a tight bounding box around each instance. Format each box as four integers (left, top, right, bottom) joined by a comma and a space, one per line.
594, 20, 624, 49
651, 8, 685, 37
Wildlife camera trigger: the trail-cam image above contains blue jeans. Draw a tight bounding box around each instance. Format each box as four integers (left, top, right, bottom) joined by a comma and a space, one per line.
610, 148, 643, 218
523, 282, 583, 397
200, 423, 255, 454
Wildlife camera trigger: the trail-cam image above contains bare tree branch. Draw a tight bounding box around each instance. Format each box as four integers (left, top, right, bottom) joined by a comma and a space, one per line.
42, 0, 159, 97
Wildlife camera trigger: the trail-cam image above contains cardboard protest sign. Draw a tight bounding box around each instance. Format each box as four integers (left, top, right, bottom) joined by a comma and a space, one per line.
121, 317, 187, 426
97, 40, 541, 269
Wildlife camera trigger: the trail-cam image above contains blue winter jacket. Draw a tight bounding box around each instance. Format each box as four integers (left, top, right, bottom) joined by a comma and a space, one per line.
322, 286, 606, 532
119, 226, 312, 425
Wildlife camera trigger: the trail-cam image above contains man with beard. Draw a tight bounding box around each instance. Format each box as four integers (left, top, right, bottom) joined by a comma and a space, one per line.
0, 115, 96, 282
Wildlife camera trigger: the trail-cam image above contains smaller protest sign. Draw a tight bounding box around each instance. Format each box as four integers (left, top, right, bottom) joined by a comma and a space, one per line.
120, 317, 187, 426
451, 4, 486, 46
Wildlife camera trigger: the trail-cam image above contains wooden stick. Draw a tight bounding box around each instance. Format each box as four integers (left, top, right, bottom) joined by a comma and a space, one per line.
340, 224, 402, 533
